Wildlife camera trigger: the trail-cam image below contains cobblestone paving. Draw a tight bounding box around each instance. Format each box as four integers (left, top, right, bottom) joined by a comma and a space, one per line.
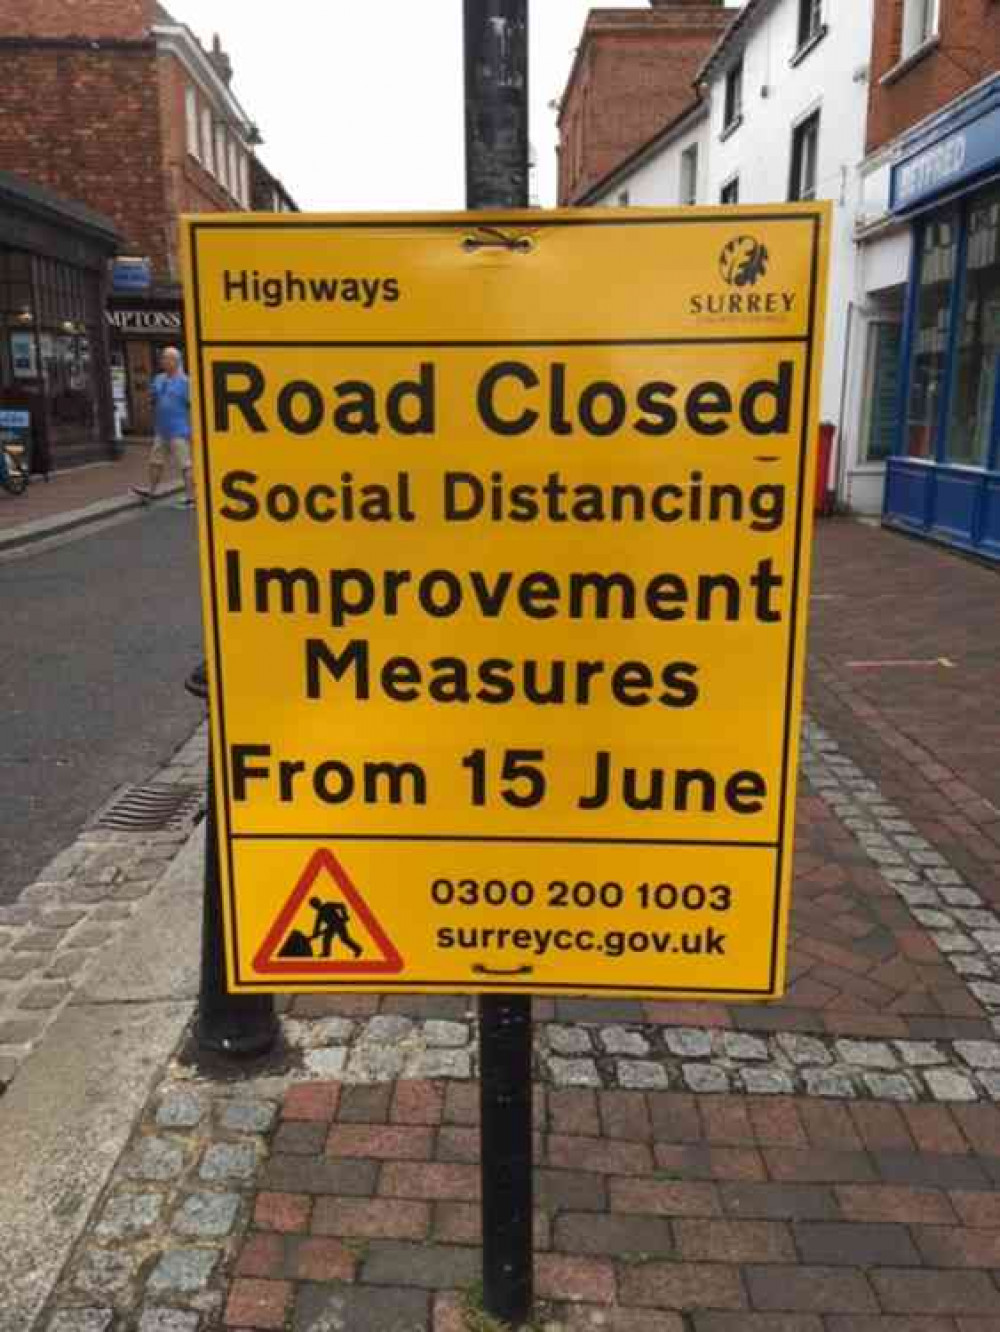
0, 726, 208, 1094
36, 702, 1000, 1330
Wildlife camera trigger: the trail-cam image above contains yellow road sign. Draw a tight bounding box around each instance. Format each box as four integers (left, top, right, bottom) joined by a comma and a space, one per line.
182, 207, 829, 999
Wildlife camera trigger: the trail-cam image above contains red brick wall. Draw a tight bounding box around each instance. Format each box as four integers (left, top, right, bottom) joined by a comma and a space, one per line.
0, 46, 173, 274
2, 0, 156, 40
868, 0, 1000, 152
157, 53, 241, 279
558, 5, 730, 204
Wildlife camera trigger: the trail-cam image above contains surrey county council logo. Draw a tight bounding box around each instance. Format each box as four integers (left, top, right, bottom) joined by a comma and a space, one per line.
719, 235, 770, 288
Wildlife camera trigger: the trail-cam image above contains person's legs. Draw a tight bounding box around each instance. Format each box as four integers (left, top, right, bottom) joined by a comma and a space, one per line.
175, 437, 195, 506
132, 438, 166, 502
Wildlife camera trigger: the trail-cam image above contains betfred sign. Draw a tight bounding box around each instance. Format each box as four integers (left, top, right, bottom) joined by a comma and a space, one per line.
182, 207, 830, 999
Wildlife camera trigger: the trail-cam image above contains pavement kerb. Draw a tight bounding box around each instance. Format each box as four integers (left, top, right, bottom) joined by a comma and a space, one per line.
0, 819, 203, 1332
0, 479, 184, 554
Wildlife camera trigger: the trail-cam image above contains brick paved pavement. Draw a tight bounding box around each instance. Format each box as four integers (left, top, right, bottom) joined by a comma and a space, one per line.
0, 440, 181, 540
808, 520, 1000, 914
29, 519, 1000, 1330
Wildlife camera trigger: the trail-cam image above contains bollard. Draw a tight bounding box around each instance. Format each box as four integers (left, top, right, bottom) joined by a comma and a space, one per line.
186, 663, 278, 1056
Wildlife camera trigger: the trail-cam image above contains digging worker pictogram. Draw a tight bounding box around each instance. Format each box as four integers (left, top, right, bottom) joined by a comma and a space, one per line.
308, 896, 363, 959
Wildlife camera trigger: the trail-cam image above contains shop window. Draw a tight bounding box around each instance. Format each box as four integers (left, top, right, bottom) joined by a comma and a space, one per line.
185, 86, 199, 158
679, 145, 698, 206
945, 187, 1000, 467
902, 0, 939, 57
789, 112, 820, 201
861, 321, 903, 461
904, 212, 957, 458
720, 175, 740, 205
723, 60, 744, 135
229, 139, 239, 202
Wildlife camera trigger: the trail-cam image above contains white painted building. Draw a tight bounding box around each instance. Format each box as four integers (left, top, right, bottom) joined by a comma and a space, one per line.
584, 0, 879, 511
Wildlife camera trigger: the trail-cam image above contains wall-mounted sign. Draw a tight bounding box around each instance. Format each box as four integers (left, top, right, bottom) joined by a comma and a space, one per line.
111, 258, 153, 294
106, 309, 183, 334
9, 331, 37, 379
891, 101, 1000, 213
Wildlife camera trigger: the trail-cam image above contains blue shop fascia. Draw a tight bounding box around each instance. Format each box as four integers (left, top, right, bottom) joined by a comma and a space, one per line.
884, 74, 1000, 560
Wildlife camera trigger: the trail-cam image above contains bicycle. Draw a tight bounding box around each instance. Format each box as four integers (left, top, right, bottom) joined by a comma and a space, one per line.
0, 439, 30, 496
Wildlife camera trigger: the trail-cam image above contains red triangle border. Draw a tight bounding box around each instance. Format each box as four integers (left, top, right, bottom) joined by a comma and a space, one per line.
252, 848, 405, 975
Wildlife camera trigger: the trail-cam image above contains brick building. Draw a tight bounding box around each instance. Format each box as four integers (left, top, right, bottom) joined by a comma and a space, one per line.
0, 0, 294, 448
557, 0, 732, 205
853, 0, 1000, 558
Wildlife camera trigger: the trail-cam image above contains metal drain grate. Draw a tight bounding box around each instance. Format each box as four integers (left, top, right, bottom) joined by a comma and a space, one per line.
93, 783, 203, 832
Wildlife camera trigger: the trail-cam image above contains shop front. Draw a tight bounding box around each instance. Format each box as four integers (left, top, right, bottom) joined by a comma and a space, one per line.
106, 264, 185, 438
0, 171, 118, 473
884, 78, 1000, 559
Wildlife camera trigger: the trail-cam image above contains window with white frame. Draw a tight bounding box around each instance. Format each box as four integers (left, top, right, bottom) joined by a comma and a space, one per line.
902, 0, 940, 57
723, 59, 743, 133
215, 124, 227, 190
200, 105, 213, 172
789, 111, 820, 201
679, 145, 698, 206
185, 85, 199, 158
239, 154, 250, 208
228, 139, 239, 201
797, 0, 823, 50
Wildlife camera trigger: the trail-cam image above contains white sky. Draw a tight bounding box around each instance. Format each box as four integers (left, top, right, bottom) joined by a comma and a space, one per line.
164, 1, 733, 211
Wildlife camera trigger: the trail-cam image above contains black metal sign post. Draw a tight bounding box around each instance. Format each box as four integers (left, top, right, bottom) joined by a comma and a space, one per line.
186, 664, 278, 1057
463, 2, 533, 1325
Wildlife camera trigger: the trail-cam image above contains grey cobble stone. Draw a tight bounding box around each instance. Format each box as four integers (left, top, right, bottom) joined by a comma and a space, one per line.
546, 1024, 592, 1056
951, 954, 994, 977
970, 982, 1000, 1006
422, 1020, 468, 1048
411, 1048, 473, 1079
137, 1310, 201, 1332
863, 1073, 916, 1101
548, 1056, 601, 1087
362, 1015, 414, 1044
219, 1099, 277, 1135
741, 1067, 795, 1095
940, 885, 981, 906
976, 1071, 1000, 1100
803, 1070, 857, 1098
95, 1192, 162, 1240
913, 909, 955, 929
305, 1046, 349, 1078
682, 1063, 729, 1093
73, 1247, 138, 1297
172, 1191, 240, 1238
722, 1032, 770, 1062
834, 1040, 897, 1070
893, 1040, 946, 1067
954, 1041, 1000, 1070
974, 931, 1000, 954
925, 1069, 979, 1102
126, 1137, 185, 1182
664, 1027, 713, 1058
199, 1141, 257, 1182
345, 1044, 405, 1082
147, 1247, 219, 1294
777, 1033, 833, 1066
311, 1017, 354, 1045
19, 981, 70, 1010
47, 1310, 113, 1332
616, 1059, 669, 1089
156, 1089, 204, 1129
600, 1026, 650, 1057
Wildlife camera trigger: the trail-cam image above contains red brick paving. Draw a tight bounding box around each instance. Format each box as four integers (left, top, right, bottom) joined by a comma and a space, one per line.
222, 1081, 1000, 1328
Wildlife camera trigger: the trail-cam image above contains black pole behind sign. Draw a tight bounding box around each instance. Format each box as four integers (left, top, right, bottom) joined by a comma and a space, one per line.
463, 3, 533, 1326
186, 664, 278, 1057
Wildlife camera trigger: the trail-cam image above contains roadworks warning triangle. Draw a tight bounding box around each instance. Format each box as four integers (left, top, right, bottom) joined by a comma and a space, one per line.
253, 848, 404, 976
